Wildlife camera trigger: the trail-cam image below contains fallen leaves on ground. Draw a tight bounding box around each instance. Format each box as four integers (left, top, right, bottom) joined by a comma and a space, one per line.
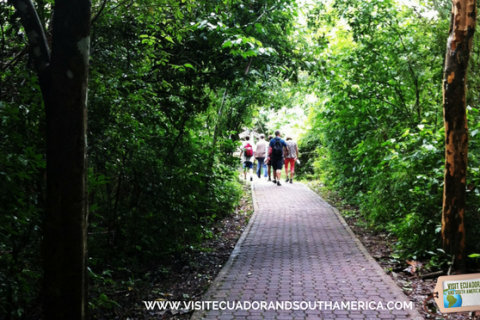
308, 182, 472, 320
92, 182, 253, 320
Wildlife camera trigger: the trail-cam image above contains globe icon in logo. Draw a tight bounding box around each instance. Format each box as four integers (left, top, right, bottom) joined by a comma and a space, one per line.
443, 289, 463, 308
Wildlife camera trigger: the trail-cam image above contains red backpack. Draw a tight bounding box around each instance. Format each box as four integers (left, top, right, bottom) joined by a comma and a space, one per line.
244, 143, 253, 157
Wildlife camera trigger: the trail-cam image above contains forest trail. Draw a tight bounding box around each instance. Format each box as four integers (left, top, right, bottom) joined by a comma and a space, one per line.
191, 179, 423, 320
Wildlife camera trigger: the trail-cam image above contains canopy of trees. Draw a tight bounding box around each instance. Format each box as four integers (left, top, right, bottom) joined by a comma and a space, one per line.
298, 0, 480, 266
0, 0, 304, 317
2, 0, 480, 318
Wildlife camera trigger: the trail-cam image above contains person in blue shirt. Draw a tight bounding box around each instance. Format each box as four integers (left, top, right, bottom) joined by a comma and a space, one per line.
269, 130, 288, 186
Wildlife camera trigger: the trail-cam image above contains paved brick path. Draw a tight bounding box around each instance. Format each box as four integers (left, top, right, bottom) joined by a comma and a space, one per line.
191, 179, 422, 320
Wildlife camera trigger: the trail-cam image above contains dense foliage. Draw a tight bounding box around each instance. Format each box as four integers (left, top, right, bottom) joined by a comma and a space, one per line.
5, 0, 480, 317
0, 0, 302, 317
299, 0, 480, 261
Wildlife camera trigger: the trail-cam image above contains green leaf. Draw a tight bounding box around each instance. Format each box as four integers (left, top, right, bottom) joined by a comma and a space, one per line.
222, 40, 232, 48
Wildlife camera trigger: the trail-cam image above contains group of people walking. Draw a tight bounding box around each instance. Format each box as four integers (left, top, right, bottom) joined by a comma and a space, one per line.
239, 130, 299, 186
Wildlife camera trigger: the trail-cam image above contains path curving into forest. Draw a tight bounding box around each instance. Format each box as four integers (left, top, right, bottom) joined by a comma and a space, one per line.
191, 179, 423, 320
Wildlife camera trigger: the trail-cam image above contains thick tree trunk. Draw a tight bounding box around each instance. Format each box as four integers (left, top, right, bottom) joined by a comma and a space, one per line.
442, 0, 476, 272
10, 0, 91, 318
42, 1, 91, 318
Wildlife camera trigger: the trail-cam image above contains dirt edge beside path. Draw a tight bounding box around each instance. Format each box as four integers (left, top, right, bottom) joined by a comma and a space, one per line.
306, 181, 480, 320
190, 182, 258, 320
302, 184, 423, 320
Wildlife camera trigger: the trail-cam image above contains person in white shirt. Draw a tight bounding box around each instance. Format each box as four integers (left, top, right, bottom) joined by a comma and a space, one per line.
255, 134, 268, 179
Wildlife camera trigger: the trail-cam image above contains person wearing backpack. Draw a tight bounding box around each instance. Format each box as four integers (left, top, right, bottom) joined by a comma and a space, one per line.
269, 130, 288, 186
240, 136, 254, 181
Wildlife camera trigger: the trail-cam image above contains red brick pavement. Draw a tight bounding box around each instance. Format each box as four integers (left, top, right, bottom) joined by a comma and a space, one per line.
191, 180, 423, 319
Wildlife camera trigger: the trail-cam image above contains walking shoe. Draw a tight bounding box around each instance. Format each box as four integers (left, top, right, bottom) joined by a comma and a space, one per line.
250, 177, 253, 181
272, 180, 277, 184
277, 181, 281, 186
286, 178, 290, 183
289, 179, 293, 184
268, 177, 271, 181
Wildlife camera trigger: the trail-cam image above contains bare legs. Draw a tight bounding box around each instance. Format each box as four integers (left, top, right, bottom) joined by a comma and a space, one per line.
244, 168, 253, 180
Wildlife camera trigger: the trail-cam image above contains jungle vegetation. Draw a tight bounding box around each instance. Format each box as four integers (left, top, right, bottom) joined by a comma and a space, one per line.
1, 0, 480, 318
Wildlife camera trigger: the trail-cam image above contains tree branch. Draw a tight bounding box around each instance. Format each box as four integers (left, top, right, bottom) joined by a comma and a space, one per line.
91, 0, 108, 25
10, 0, 50, 72
1, 45, 30, 72
245, 58, 253, 75
388, 22, 421, 119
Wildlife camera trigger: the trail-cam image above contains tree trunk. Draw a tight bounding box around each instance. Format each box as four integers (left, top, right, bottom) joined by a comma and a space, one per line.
10, 0, 91, 318
442, 0, 476, 272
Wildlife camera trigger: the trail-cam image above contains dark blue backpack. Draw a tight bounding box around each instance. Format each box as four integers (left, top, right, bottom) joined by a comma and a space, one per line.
272, 138, 283, 157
